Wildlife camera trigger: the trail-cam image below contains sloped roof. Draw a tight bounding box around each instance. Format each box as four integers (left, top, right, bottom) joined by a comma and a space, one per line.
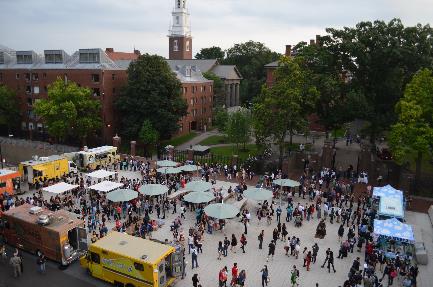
211, 64, 242, 80
106, 51, 139, 61
264, 60, 279, 68
166, 59, 218, 73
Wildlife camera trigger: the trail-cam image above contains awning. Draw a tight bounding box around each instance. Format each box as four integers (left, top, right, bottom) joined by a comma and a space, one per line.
374, 185, 404, 218
42, 182, 79, 194
373, 218, 415, 244
86, 169, 116, 179
89, 181, 123, 193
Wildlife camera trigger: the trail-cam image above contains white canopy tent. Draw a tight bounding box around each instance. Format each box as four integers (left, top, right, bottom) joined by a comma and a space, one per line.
42, 182, 79, 194
89, 181, 123, 193
86, 169, 116, 179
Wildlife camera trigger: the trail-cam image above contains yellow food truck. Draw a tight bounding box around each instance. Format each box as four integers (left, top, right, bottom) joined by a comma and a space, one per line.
66, 146, 119, 171
18, 155, 77, 184
80, 232, 184, 287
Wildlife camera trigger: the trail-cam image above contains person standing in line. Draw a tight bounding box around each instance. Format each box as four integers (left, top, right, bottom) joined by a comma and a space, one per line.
266, 240, 275, 262
258, 230, 264, 249
10, 253, 22, 278
191, 246, 199, 269
192, 273, 200, 287
260, 265, 269, 287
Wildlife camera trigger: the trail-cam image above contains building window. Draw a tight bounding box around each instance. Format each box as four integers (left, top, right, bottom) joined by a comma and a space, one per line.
25, 86, 31, 94
91, 74, 100, 83
44, 86, 48, 92
186, 40, 190, 52
27, 98, 33, 106
33, 86, 40, 94
32, 73, 38, 81
16, 54, 32, 64
112, 88, 116, 94
28, 122, 35, 130
79, 51, 100, 63
0, 73, 2, 81
112, 74, 115, 80
0, 52, 4, 64
16, 73, 20, 80
37, 123, 43, 133
173, 40, 179, 52
43, 73, 47, 78
176, 16, 180, 25
184, 87, 188, 94
25, 73, 30, 81
45, 52, 63, 64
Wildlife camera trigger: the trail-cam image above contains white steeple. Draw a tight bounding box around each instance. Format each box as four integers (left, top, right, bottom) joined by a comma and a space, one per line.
169, 0, 191, 37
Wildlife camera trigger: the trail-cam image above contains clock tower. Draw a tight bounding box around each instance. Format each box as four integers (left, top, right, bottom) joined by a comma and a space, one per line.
168, 0, 192, 60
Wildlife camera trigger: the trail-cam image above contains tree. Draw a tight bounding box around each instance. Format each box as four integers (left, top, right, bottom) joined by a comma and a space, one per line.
323, 19, 433, 142
225, 110, 251, 151
224, 41, 280, 104
34, 78, 101, 143
213, 107, 229, 132
195, 46, 225, 62
389, 69, 433, 190
139, 120, 159, 157
116, 54, 188, 141
203, 72, 225, 107
0, 85, 20, 134
253, 56, 319, 167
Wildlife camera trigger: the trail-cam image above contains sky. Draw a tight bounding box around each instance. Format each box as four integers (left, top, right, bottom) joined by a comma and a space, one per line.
1, 0, 433, 57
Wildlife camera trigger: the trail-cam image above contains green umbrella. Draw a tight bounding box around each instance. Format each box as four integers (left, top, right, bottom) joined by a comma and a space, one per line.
183, 191, 215, 204
138, 184, 168, 196
179, 165, 202, 172
106, 189, 137, 202
156, 160, 178, 167
157, 167, 181, 174
273, 178, 301, 187
243, 187, 273, 201
185, 181, 212, 192
204, 203, 240, 219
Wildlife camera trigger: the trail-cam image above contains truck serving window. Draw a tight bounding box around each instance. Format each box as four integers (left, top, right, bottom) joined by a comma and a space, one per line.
91, 252, 100, 264
134, 262, 144, 271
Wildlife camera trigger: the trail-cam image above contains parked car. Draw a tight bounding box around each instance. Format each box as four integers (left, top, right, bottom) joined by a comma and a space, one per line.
377, 148, 393, 160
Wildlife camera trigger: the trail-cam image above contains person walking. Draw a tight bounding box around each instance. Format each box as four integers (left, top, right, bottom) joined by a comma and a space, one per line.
37, 253, 46, 274
191, 246, 199, 269
321, 248, 331, 268
240, 234, 247, 253
276, 206, 282, 223
290, 265, 299, 287
266, 240, 275, 261
312, 243, 319, 264
223, 237, 230, 257
305, 251, 312, 271
261, 265, 269, 287
192, 273, 200, 287
10, 253, 22, 278
258, 230, 264, 249
237, 269, 246, 287
219, 267, 228, 287
231, 263, 238, 287
218, 241, 224, 260
327, 250, 336, 273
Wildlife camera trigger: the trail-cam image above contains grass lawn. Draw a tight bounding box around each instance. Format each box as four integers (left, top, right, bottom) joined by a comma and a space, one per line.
331, 128, 346, 138
199, 135, 228, 146
210, 144, 258, 160
164, 132, 198, 147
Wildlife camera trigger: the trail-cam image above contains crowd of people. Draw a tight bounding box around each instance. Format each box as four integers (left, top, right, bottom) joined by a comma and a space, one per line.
0, 155, 421, 287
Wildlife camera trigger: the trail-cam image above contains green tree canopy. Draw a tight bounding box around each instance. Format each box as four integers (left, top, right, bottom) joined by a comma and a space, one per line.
225, 109, 251, 151
34, 78, 101, 143
195, 46, 225, 62
322, 19, 433, 141
0, 85, 20, 134
203, 71, 224, 107
116, 54, 188, 141
139, 119, 159, 157
253, 56, 319, 166
224, 41, 280, 104
389, 69, 433, 188
213, 107, 229, 132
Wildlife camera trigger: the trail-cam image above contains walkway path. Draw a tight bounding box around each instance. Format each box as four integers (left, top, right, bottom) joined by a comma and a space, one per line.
175, 130, 220, 150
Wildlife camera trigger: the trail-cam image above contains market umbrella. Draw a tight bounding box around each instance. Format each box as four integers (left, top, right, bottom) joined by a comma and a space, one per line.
204, 203, 240, 219
179, 164, 202, 172
106, 189, 137, 202
244, 187, 273, 201
185, 180, 212, 192
156, 160, 178, 167
138, 184, 168, 196
157, 167, 181, 174
183, 191, 215, 204
273, 178, 301, 187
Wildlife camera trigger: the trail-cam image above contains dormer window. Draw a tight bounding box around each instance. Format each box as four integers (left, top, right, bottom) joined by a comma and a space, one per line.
45, 50, 63, 64
16, 52, 33, 64
173, 40, 179, 52
0, 52, 4, 64
79, 49, 100, 63
185, 66, 191, 77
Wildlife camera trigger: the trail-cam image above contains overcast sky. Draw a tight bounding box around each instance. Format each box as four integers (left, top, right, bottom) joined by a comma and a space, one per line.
1, 0, 433, 57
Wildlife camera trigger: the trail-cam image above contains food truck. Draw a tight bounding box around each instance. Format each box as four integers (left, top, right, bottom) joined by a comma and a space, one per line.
64, 146, 119, 171
18, 155, 78, 184
80, 232, 184, 287
0, 169, 21, 195
0, 203, 87, 265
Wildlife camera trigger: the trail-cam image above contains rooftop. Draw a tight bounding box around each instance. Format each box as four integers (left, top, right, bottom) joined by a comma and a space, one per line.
20, 155, 66, 166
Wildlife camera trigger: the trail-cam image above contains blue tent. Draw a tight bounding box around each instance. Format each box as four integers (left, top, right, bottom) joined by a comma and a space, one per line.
373, 185, 404, 219
373, 218, 415, 244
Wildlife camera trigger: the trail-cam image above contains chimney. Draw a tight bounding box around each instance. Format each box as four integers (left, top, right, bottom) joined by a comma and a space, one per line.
316, 35, 321, 46
134, 49, 141, 55
309, 39, 315, 46
105, 48, 114, 53
285, 45, 292, 57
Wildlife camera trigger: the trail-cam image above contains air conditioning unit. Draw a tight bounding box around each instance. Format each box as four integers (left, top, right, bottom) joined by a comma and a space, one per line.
29, 206, 43, 214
